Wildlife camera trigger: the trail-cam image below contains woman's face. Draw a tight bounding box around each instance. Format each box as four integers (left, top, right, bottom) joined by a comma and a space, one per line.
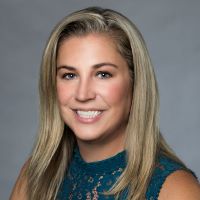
56, 33, 132, 149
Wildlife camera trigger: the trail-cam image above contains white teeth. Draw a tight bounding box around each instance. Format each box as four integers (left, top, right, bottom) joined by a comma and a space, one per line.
76, 110, 102, 118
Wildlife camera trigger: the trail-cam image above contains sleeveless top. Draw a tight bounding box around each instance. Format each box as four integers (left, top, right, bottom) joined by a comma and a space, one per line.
57, 148, 194, 200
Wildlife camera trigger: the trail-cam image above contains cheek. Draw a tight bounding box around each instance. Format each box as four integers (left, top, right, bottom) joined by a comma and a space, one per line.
101, 81, 131, 105
56, 83, 71, 105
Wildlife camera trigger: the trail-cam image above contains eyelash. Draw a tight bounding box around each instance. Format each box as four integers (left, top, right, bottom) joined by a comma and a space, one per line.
62, 73, 76, 80
62, 71, 112, 80
96, 71, 112, 79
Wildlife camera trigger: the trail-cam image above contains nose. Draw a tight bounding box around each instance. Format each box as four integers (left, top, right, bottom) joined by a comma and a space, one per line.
75, 78, 96, 102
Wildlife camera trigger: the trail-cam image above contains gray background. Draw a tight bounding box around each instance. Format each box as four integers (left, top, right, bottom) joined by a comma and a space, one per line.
0, 0, 199, 199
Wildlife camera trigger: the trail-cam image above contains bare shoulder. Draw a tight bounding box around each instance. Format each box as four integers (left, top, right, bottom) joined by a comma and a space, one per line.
9, 159, 30, 200
158, 169, 200, 200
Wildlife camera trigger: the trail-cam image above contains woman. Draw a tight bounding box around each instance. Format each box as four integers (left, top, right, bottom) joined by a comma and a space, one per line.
10, 7, 200, 200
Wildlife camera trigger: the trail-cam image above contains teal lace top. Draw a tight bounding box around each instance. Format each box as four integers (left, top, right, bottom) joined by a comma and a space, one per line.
57, 148, 192, 200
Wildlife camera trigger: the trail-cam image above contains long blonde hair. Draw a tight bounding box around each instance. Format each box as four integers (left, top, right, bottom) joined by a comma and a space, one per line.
26, 7, 184, 200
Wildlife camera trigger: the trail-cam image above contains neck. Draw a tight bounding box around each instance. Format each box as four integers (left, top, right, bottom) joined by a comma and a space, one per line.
77, 134, 125, 163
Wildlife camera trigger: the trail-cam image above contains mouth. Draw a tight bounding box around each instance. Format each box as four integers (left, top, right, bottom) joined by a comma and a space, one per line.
73, 109, 104, 123
76, 110, 102, 118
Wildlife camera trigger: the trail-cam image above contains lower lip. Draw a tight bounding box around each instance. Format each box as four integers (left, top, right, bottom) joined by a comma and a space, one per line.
74, 111, 103, 124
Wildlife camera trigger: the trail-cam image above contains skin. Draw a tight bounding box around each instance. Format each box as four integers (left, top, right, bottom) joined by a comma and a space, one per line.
158, 170, 200, 199
56, 33, 132, 162
9, 33, 200, 200
9, 160, 28, 200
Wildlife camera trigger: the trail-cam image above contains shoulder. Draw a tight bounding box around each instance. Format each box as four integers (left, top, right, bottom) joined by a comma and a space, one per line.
146, 154, 200, 200
9, 159, 29, 200
158, 169, 200, 200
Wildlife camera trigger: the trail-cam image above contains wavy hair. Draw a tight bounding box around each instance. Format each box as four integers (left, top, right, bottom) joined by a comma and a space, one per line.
26, 7, 184, 200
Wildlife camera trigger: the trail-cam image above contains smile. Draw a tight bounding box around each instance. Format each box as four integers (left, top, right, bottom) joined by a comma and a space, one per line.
76, 110, 102, 118
73, 110, 103, 123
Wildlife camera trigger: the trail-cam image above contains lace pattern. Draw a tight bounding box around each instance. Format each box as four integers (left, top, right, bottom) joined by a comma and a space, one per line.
57, 148, 126, 200
57, 148, 192, 200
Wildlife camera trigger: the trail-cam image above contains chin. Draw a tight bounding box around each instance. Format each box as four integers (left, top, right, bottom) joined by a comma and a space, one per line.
74, 131, 103, 143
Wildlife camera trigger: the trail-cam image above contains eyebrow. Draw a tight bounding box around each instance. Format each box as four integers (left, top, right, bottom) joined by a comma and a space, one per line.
57, 62, 118, 71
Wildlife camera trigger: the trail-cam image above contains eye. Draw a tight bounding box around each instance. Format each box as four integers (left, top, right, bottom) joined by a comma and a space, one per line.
62, 73, 77, 80
96, 71, 112, 79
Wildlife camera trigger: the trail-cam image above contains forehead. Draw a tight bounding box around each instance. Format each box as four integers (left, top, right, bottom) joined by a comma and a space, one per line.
56, 33, 126, 67
58, 33, 116, 51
